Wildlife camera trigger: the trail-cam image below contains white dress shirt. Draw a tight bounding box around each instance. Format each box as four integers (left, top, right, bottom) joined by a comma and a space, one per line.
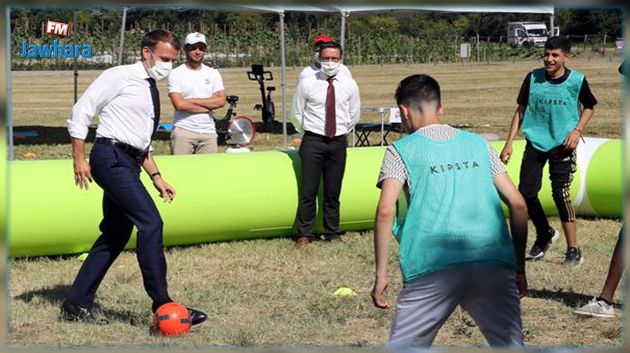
67, 61, 156, 151
296, 61, 352, 86
291, 71, 360, 136
167, 63, 225, 134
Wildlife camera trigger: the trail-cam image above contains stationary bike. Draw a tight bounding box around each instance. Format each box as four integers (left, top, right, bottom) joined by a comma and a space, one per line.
214, 94, 256, 148
247, 64, 276, 126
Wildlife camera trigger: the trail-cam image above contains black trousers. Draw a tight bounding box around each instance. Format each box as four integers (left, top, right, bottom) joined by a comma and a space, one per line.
297, 131, 347, 239
65, 141, 171, 310
518, 140, 576, 241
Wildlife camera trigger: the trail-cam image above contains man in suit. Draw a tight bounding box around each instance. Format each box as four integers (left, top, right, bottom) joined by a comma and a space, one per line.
63, 29, 206, 326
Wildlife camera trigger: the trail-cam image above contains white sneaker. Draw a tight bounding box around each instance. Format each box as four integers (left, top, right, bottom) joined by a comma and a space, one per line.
574, 297, 615, 318
550, 227, 560, 243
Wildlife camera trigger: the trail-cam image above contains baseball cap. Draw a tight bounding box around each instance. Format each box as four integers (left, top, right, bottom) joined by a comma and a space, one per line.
313, 34, 332, 45
185, 32, 207, 46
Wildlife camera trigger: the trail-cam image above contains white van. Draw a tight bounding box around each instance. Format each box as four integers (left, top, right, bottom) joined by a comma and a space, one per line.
507, 22, 559, 48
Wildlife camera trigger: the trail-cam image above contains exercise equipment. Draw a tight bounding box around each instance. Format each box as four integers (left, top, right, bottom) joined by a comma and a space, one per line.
247, 64, 276, 126
216, 94, 256, 147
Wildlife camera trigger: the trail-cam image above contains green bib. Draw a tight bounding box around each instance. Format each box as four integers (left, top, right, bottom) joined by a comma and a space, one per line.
392, 131, 516, 283
521, 68, 584, 152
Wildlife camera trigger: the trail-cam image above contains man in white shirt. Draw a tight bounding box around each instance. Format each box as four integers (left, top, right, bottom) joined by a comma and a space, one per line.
167, 32, 226, 154
291, 41, 360, 249
64, 29, 206, 326
296, 34, 352, 85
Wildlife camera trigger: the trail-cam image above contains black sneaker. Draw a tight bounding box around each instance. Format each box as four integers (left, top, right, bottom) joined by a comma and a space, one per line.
527, 227, 560, 260
564, 247, 584, 266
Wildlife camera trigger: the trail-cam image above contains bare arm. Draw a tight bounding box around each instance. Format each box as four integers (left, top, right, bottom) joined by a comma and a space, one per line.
71, 137, 92, 190
371, 178, 403, 309
168, 92, 211, 114
142, 152, 176, 203
494, 172, 528, 297
563, 107, 594, 150
187, 90, 227, 110
500, 105, 525, 165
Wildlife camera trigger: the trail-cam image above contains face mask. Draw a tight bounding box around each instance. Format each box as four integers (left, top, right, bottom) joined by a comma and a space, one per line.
147, 50, 172, 80
320, 60, 340, 77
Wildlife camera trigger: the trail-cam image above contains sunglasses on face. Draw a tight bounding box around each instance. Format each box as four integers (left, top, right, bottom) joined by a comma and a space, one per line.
186, 44, 206, 52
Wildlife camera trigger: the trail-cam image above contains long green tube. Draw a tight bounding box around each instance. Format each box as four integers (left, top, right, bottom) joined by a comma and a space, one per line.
7, 138, 621, 257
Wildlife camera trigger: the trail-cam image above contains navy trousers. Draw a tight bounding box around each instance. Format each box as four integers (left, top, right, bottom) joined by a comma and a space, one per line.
65, 141, 171, 310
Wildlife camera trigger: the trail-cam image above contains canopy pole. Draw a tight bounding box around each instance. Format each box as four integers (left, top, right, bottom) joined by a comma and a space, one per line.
549, 14, 554, 36
340, 11, 349, 51
279, 11, 287, 148
73, 11, 78, 104
7, 7, 13, 160
118, 7, 127, 66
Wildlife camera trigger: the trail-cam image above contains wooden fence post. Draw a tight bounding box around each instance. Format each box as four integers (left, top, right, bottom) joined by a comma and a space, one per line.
485, 36, 490, 63
357, 35, 362, 65
454, 34, 458, 60
476, 33, 480, 62
583, 34, 588, 52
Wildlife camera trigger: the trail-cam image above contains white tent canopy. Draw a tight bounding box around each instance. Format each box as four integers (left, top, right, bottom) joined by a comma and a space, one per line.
202, 4, 554, 14
227, 4, 555, 147
7, 5, 555, 159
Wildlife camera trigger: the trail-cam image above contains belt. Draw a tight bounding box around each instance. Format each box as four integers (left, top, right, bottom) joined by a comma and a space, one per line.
95, 137, 148, 162
304, 131, 346, 140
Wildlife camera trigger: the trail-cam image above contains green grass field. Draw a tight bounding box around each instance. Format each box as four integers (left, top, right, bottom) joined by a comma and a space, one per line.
8, 57, 625, 347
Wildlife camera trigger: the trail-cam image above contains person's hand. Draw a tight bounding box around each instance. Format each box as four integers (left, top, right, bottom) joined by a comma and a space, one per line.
371, 276, 391, 309
516, 272, 528, 299
563, 129, 581, 150
500, 143, 513, 165
73, 157, 92, 190
152, 177, 176, 203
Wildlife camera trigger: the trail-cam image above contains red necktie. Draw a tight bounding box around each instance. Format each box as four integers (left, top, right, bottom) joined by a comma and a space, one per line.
325, 76, 336, 138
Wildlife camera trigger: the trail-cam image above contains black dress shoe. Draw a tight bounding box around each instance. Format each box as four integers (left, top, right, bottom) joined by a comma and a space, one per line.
60, 300, 109, 325
187, 307, 207, 326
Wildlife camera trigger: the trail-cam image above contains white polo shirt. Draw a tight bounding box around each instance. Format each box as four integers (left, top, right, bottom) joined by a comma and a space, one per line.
167, 63, 225, 134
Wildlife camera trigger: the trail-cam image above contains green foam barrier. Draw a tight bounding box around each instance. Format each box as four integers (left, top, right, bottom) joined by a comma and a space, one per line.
7, 138, 621, 257
8, 148, 385, 257
489, 140, 582, 216
585, 140, 622, 217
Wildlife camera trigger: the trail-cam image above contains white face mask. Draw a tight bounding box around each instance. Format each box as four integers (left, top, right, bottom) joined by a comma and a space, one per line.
147, 50, 173, 80
320, 60, 340, 77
